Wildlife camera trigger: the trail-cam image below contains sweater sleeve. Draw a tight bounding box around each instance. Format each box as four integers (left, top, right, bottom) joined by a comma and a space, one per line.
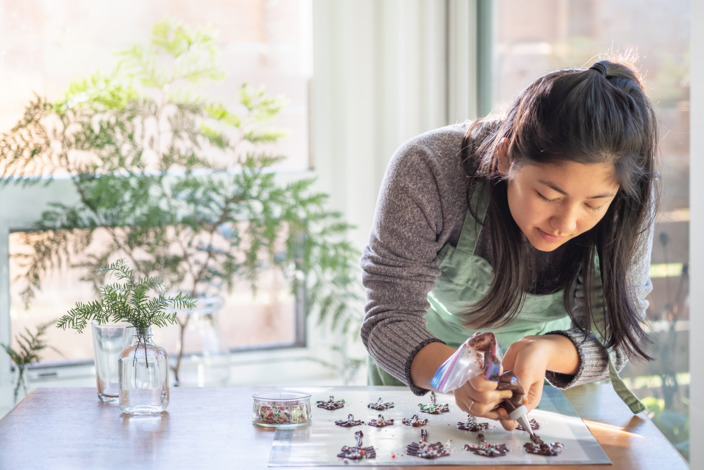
544, 204, 656, 389
360, 125, 469, 395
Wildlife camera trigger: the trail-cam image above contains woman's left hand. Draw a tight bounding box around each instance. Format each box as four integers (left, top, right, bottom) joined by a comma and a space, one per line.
501, 334, 580, 418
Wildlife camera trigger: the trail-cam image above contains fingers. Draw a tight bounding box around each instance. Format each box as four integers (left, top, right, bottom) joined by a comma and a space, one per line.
453, 390, 477, 415
498, 414, 518, 431
453, 382, 514, 418
468, 372, 502, 391
501, 336, 552, 413
523, 378, 545, 412
466, 399, 504, 418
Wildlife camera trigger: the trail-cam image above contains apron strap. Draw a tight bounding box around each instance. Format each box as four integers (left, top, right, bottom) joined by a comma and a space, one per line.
586, 257, 645, 414
608, 357, 646, 414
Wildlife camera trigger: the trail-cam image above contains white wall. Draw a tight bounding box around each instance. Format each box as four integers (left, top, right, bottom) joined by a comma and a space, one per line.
312, 0, 477, 250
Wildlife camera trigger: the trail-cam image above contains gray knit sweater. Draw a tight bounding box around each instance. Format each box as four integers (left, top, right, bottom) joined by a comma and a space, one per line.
360, 122, 654, 396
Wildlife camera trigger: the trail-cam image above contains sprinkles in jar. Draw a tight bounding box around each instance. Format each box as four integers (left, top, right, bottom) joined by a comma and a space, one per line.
252, 390, 311, 428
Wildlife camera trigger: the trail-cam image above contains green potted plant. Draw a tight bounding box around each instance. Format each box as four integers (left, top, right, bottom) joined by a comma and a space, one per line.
0, 19, 363, 385
57, 258, 195, 414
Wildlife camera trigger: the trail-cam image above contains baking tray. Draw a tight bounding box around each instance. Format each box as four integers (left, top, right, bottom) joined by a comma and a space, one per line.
268, 385, 610, 466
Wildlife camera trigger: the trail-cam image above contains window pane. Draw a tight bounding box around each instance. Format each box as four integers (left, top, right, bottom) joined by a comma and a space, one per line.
0, 0, 312, 171
493, 0, 690, 460
9, 229, 299, 366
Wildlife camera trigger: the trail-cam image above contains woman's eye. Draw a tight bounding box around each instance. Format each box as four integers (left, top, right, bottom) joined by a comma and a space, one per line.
536, 192, 559, 202
585, 204, 604, 212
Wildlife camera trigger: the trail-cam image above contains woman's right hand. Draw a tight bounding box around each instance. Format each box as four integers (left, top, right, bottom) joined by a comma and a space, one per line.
452, 373, 517, 430
411, 341, 514, 430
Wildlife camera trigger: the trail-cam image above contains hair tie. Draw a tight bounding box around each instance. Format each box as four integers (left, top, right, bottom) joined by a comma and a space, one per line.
589, 62, 607, 76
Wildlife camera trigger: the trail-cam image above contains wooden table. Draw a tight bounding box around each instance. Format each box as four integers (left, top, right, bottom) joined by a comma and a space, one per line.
0, 384, 688, 469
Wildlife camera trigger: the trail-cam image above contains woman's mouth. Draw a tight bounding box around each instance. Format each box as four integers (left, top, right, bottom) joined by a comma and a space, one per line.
537, 228, 567, 244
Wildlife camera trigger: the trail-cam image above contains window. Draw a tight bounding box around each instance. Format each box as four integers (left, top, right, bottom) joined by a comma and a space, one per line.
0, 2, 312, 168
0, 2, 312, 387
491, 0, 690, 460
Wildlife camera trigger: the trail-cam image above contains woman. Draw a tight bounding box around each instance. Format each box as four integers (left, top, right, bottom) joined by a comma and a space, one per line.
360, 59, 658, 430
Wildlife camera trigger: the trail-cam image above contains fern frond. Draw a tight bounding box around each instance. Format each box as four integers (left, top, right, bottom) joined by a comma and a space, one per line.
0, 321, 60, 367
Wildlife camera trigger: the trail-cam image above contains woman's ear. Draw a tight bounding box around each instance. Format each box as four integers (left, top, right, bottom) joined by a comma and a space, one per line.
496, 138, 511, 176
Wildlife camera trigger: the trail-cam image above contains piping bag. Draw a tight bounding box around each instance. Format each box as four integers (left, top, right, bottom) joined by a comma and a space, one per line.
429, 332, 534, 436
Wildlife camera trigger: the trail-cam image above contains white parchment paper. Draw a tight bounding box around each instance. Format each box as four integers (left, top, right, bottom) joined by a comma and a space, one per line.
269, 385, 610, 466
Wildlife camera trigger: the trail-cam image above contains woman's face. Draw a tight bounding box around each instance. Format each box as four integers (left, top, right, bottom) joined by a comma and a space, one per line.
504, 160, 620, 252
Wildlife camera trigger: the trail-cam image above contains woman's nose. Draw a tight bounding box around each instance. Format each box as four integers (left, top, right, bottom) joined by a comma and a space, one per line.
550, 205, 579, 234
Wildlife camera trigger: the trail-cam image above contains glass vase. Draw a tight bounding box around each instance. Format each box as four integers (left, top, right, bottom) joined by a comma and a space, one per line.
172, 294, 230, 387
91, 322, 131, 403
119, 328, 169, 415
11, 365, 29, 405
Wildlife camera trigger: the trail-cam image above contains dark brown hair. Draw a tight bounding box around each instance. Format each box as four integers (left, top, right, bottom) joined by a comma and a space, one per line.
463, 60, 658, 360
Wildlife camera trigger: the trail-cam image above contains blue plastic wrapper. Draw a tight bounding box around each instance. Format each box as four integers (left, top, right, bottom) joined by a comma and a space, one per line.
429, 332, 503, 393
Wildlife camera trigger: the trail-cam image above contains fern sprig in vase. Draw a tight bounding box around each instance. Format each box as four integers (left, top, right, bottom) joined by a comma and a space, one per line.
57, 258, 195, 334
57, 259, 195, 414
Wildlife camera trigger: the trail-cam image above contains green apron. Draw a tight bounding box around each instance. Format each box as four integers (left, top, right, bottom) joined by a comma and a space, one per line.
368, 182, 645, 413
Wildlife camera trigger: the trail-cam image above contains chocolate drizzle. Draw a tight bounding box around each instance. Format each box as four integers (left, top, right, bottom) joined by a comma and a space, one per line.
367, 397, 394, 411
523, 433, 565, 456
457, 414, 489, 432
337, 430, 376, 460
516, 418, 540, 432
367, 414, 394, 427
418, 391, 449, 414
464, 431, 510, 458
334, 414, 363, 427
316, 395, 345, 410
406, 429, 450, 460
402, 414, 428, 427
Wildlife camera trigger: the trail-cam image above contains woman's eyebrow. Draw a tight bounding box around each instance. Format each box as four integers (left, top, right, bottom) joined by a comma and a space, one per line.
537, 179, 616, 199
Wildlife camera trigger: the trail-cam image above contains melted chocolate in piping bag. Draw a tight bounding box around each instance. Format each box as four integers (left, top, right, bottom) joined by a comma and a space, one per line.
493, 370, 525, 413
430, 332, 502, 393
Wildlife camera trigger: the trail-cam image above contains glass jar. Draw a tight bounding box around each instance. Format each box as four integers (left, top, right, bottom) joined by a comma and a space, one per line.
119, 328, 169, 415
172, 294, 230, 387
